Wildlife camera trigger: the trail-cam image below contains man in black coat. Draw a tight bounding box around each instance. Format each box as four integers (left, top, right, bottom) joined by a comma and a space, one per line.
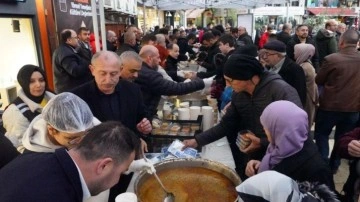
197, 32, 221, 78
72, 51, 151, 201
135, 45, 213, 120
52, 29, 93, 93
286, 24, 320, 71
0, 122, 139, 202
116, 31, 138, 56
237, 26, 253, 46
77, 27, 92, 63
263, 40, 307, 107
276, 23, 292, 45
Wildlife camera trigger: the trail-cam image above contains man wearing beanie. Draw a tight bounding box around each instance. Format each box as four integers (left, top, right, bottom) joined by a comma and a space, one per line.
262, 40, 307, 106
183, 54, 302, 180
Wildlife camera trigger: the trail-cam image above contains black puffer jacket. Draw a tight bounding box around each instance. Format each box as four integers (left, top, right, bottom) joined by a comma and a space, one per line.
52, 43, 93, 93
135, 62, 205, 119
195, 71, 302, 158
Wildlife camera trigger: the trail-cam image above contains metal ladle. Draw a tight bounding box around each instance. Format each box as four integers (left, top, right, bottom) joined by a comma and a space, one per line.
142, 153, 175, 202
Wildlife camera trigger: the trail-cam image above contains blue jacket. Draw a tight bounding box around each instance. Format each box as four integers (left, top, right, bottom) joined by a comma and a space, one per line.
0, 148, 83, 202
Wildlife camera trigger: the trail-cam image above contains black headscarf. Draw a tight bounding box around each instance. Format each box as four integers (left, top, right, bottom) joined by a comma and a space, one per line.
17, 64, 47, 104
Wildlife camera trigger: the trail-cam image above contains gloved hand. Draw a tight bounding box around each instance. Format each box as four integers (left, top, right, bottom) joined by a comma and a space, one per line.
203, 77, 214, 89
177, 70, 185, 78
115, 192, 137, 202
125, 159, 156, 174
201, 77, 214, 95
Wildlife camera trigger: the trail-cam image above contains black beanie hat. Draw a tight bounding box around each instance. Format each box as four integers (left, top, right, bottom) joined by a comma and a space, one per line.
224, 54, 264, 80
234, 45, 258, 57
17, 64, 47, 103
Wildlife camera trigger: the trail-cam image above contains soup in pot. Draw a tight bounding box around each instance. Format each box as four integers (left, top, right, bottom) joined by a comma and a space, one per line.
138, 167, 238, 202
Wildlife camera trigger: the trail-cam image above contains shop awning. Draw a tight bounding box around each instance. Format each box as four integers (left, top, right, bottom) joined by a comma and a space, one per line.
138, 0, 288, 10
307, 7, 358, 17
185, 9, 205, 19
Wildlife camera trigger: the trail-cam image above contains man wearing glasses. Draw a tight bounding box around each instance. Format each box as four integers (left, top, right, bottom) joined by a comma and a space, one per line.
263, 40, 307, 107
52, 29, 93, 93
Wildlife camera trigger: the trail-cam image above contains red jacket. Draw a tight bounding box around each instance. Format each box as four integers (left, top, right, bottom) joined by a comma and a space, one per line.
258, 32, 270, 49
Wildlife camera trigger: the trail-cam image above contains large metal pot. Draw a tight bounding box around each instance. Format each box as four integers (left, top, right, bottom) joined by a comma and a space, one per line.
134, 158, 241, 202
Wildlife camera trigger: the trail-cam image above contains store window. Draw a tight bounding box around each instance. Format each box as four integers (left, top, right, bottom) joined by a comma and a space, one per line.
0, 17, 38, 108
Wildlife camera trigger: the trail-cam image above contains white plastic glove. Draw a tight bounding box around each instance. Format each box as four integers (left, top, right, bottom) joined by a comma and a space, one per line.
184, 79, 191, 83
201, 76, 215, 95
125, 159, 156, 174
115, 192, 137, 202
177, 70, 185, 78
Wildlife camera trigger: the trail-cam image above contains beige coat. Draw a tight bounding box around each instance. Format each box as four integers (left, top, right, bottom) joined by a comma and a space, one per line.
300, 61, 319, 127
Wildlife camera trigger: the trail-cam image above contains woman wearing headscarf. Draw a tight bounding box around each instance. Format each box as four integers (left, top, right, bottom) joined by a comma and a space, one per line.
294, 43, 319, 129
244, 101, 335, 190
237, 170, 339, 202
2, 64, 55, 152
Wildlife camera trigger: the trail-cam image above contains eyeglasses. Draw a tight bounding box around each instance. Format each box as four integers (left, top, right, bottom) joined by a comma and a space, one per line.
262, 52, 278, 58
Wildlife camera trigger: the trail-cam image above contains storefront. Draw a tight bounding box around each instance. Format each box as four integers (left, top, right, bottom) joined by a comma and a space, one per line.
0, 0, 51, 108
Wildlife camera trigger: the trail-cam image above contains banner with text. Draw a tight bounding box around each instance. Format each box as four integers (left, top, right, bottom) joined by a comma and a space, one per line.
54, 0, 94, 37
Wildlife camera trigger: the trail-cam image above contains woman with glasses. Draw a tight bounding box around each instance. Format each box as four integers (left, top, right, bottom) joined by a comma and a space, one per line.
2, 64, 55, 153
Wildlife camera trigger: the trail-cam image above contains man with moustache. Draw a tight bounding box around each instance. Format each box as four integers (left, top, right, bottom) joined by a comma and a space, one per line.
286, 24, 320, 71
52, 29, 93, 93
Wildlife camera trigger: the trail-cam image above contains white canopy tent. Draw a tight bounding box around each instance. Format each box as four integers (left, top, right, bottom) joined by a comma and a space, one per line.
138, 0, 289, 10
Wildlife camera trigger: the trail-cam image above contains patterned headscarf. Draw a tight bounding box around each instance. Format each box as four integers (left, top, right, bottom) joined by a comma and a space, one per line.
294, 43, 315, 65
259, 101, 308, 172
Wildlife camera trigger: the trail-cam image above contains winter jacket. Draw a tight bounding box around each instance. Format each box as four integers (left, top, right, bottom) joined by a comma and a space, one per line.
52, 43, 93, 93
195, 71, 302, 157
315, 46, 360, 112
278, 57, 307, 106
72, 80, 144, 135
165, 56, 185, 82
276, 31, 291, 45
273, 138, 335, 190
116, 43, 138, 56
135, 62, 205, 119
237, 33, 253, 46
315, 29, 338, 65
0, 148, 84, 202
2, 90, 54, 152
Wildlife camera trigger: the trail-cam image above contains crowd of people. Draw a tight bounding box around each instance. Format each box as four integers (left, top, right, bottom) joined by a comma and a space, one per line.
0, 19, 360, 202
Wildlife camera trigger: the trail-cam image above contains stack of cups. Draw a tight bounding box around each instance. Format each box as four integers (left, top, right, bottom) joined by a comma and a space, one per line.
178, 108, 190, 120
163, 105, 172, 120
189, 106, 201, 120
201, 106, 214, 131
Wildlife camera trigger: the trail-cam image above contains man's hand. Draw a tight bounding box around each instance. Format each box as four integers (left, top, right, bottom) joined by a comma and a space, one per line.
240, 133, 261, 154
245, 160, 261, 177
140, 138, 148, 153
137, 118, 152, 135
182, 139, 198, 150
348, 140, 360, 157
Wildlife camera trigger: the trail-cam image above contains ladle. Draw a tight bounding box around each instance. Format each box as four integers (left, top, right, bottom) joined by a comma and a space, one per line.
143, 153, 175, 202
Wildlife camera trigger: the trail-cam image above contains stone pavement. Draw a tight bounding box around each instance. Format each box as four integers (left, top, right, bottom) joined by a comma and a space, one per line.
330, 139, 350, 193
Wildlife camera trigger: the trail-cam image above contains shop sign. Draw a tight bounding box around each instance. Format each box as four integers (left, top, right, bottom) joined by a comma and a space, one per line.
115, 0, 137, 15
54, 0, 93, 35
